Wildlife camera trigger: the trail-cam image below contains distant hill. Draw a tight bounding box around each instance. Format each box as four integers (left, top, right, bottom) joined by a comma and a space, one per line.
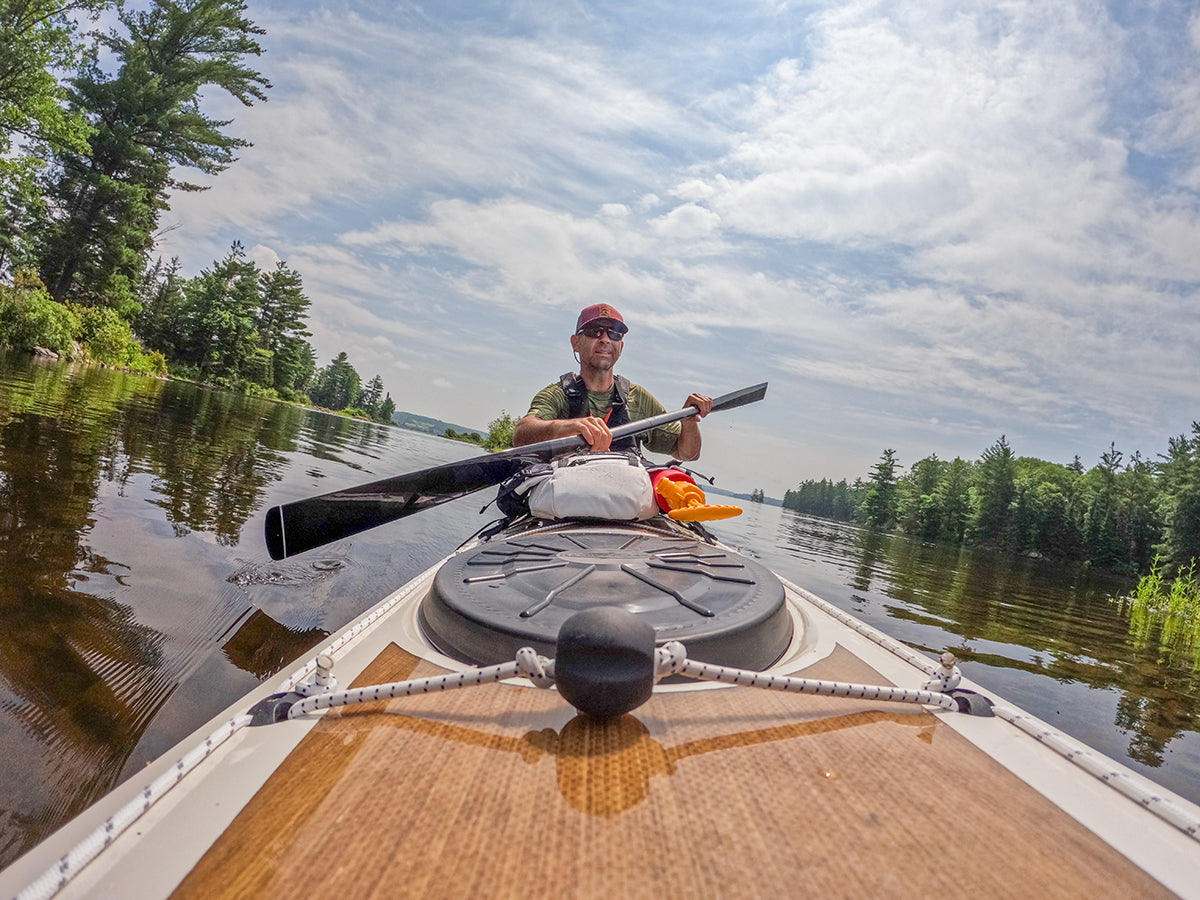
705, 484, 783, 507
392, 411, 485, 440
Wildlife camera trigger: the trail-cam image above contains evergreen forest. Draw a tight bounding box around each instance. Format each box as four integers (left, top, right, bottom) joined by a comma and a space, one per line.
784, 433, 1200, 581
0, 0, 395, 423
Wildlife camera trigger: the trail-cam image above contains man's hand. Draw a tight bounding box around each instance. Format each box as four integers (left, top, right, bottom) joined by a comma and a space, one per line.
574, 415, 613, 451
684, 392, 713, 420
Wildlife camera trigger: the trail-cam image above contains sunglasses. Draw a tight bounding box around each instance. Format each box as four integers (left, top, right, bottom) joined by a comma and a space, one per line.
577, 325, 625, 341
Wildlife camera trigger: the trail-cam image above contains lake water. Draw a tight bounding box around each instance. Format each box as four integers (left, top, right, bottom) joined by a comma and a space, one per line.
1, 350, 1198, 869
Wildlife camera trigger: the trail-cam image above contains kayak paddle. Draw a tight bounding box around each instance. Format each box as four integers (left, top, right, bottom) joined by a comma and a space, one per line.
264, 382, 767, 559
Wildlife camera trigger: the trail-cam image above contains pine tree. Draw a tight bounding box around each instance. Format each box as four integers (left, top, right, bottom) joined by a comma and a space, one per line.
255, 262, 310, 391
377, 392, 396, 424
861, 449, 899, 527
136, 256, 187, 356
1156, 423, 1200, 574
357, 374, 384, 416
174, 242, 260, 381
309, 352, 361, 411
33, 0, 269, 307
972, 436, 1016, 546
0, 0, 108, 186
933, 457, 972, 544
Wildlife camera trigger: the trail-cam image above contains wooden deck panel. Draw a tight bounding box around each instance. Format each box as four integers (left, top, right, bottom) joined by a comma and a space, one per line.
172, 643, 1174, 899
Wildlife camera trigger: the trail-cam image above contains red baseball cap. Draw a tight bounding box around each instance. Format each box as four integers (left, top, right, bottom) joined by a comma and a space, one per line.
576, 303, 628, 334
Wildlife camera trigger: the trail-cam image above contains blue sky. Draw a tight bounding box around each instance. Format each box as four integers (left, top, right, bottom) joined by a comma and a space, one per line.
155, 0, 1200, 496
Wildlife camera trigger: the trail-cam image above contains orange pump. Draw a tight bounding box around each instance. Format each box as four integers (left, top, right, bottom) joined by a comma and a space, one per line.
651, 470, 742, 522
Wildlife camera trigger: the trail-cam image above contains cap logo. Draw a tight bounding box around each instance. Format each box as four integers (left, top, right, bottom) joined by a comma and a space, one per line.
598, 305, 611, 318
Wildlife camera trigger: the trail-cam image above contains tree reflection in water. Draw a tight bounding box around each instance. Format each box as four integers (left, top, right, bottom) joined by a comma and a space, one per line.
0, 352, 420, 867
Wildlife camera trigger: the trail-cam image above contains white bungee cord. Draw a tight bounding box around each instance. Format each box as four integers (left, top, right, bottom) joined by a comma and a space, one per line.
650, 641, 961, 712
283, 640, 961, 719
286, 647, 557, 718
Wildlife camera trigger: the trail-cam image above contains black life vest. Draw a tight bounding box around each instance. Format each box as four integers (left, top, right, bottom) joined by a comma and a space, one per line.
559, 372, 638, 452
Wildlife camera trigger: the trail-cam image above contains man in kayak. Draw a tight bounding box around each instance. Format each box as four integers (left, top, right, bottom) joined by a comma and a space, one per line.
512, 303, 713, 460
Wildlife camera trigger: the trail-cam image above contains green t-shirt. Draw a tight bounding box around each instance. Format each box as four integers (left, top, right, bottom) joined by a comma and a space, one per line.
525, 379, 681, 455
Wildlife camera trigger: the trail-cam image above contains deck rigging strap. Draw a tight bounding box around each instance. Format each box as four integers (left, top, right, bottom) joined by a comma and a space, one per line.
282, 642, 961, 719
14, 714, 254, 900
651, 642, 961, 711
287, 648, 557, 718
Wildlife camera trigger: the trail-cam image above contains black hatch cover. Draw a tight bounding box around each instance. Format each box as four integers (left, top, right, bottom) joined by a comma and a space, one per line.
421, 529, 793, 670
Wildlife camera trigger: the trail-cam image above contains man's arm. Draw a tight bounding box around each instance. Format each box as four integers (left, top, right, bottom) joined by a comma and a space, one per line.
513, 414, 613, 451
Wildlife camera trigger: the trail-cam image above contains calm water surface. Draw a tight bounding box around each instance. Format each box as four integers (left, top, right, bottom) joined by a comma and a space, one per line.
1, 350, 1198, 869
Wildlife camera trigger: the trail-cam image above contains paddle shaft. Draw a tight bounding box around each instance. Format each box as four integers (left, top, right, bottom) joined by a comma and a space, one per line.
265, 382, 767, 560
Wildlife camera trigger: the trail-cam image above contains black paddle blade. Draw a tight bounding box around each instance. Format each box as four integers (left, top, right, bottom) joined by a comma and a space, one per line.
264, 381, 768, 560
264, 453, 531, 560
709, 382, 767, 412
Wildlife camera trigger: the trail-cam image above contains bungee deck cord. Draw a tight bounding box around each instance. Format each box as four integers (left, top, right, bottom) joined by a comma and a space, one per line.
282, 641, 962, 719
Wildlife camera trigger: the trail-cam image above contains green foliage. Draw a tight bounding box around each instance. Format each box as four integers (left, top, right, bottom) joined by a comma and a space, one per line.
31, 0, 269, 303
0, 271, 80, 354
860, 448, 899, 528
356, 374, 385, 417
931, 457, 972, 544
166, 359, 202, 381
256, 262, 312, 392
377, 392, 395, 423
444, 427, 485, 446
895, 454, 946, 541
209, 373, 276, 397
0, 0, 108, 185
309, 351, 361, 411
785, 430, 1188, 577
442, 410, 517, 451
74, 304, 133, 362
971, 435, 1016, 546
0, 271, 166, 374
485, 410, 515, 451
168, 243, 261, 380
277, 386, 311, 406
1156, 423, 1200, 576
2, 180, 48, 276
783, 477, 863, 520
140, 348, 169, 376
1115, 451, 1160, 571
1010, 457, 1081, 558
0, 1, 400, 411
135, 245, 325, 398
1124, 558, 1200, 667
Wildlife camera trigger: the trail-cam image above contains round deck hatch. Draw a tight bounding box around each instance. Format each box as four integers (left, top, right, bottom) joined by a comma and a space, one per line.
420, 528, 793, 670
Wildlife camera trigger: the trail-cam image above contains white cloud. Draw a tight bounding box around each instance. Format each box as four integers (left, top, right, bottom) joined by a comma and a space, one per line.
651, 204, 723, 241
152, 0, 1200, 490
247, 244, 281, 271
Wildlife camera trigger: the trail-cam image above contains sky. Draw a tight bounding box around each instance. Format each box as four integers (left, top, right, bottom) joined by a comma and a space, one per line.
153, 0, 1200, 497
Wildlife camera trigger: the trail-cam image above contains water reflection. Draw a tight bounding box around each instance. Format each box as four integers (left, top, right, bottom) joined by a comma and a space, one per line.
0, 351, 474, 867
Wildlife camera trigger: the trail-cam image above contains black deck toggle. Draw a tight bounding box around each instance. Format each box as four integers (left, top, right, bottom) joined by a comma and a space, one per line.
554, 608, 657, 719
